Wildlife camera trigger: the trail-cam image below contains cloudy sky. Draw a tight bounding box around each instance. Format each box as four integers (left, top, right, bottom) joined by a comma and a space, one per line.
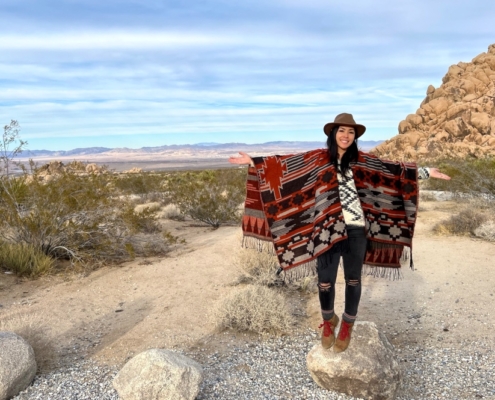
1, 0, 494, 151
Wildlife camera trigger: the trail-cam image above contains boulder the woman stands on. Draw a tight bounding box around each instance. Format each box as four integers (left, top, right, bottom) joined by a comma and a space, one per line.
228, 113, 450, 352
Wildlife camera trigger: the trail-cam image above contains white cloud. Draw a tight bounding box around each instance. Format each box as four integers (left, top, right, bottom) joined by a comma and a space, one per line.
1, 1, 494, 150
0, 31, 239, 51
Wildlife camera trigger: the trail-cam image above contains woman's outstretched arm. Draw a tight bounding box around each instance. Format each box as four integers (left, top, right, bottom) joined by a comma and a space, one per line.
228, 151, 254, 167
418, 167, 451, 180
429, 168, 451, 180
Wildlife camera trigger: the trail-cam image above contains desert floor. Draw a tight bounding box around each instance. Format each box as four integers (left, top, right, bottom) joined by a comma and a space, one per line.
1, 199, 494, 369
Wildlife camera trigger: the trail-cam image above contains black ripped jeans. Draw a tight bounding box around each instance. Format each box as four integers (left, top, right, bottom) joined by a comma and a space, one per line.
317, 226, 367, 319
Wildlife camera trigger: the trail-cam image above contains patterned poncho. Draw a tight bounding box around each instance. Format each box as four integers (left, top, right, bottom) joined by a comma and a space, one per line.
242, 149, 419, 279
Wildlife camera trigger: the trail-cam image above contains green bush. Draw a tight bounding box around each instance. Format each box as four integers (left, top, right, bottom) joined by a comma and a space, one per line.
423, 157, 495, 196
119, 203, 161, 234
0, 166, 173, 267
0, 122, 178, 275
166, 168, 246, 228
0, 242, 54, 277
113, 172, 168, 200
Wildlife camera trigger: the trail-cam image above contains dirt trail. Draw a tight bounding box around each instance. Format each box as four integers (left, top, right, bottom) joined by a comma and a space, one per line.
0, 221, 241, 365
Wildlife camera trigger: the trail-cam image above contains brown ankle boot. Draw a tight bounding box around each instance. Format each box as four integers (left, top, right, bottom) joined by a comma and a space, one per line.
318, 314, 339, 349
334, 320, 354, 353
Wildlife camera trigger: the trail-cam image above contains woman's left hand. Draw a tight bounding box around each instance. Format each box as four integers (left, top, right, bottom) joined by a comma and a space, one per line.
429, 168, 451, 180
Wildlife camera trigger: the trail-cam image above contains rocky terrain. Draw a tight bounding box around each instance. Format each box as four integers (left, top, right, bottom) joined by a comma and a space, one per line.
372, 43, 495, 161
2, 199, 495, 399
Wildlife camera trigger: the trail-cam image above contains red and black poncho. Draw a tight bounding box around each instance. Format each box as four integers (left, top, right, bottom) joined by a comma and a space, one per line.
241, 149, 419, 279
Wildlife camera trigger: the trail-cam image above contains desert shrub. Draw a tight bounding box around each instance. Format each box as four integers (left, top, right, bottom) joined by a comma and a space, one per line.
234, 247, 282, 287
2, 169, 121, 259
423, 157, 495, 197
433, 208, 489, 236
120, 203, 161, 234
145, 190, 171, 205
159, 203, 184, 221
215, 285, 294, 335
0, 311, 57, 372
166, 168, 246, 228
0, 122, 175, 272
0, 242, 54, 277
0, 165, 171, 266
113, 172, 166, 197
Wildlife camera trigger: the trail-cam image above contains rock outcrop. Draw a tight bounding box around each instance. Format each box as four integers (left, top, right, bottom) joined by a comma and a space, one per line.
30, 160, 107, 183
112, 349, 203, 400
124, 167, 143, 174
0, 331, 37, 400
372, 44, 495, 161
306, 322, 400, 400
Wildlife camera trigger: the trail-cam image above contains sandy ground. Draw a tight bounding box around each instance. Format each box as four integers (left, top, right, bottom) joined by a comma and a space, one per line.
1, 200, 494, 368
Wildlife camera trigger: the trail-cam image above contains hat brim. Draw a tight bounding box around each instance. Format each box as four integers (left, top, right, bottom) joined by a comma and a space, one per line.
324, 123, 366, 138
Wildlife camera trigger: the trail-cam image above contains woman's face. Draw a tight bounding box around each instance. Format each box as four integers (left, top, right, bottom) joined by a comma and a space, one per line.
335, 126, 356, 156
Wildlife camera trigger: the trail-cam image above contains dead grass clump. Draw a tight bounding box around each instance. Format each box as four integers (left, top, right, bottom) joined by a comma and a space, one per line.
215, 285, 293, 335
420, 191, 438, 202
433, 208, 488, 236
134, 202, 161, 214
234, 247, 282, 287
0, 312, 58, 372
417, 204, 428, 212
474, 221, 495, 241
0, 242, 54, 277
159, 203, 185, 221
125, 231, 179, 258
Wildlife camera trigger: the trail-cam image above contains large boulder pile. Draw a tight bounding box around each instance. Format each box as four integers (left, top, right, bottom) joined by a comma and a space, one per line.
31, 160, 107, 183
372, 44, 495, 161
124, 167, 143, 174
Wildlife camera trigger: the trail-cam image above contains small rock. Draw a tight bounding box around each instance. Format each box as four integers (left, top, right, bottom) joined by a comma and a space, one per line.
113, 349, 203, 400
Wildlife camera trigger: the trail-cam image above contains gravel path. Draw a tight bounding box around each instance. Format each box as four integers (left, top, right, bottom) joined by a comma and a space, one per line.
14, 331, 495, 400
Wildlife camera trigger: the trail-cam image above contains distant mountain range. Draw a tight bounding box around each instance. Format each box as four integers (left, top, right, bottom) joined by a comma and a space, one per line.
21, 140, 384, 158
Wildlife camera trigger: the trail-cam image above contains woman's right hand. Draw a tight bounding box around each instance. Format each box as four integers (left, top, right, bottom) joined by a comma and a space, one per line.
228, 151, 254, 166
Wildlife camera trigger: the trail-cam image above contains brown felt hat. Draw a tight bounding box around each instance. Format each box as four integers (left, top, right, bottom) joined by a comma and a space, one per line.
323, 113, 366, 138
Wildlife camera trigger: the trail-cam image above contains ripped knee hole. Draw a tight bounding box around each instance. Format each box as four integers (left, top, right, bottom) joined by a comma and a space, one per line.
318, 282, 332, 292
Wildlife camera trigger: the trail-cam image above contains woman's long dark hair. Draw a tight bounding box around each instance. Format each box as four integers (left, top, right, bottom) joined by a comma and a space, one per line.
326, 126, 359, 175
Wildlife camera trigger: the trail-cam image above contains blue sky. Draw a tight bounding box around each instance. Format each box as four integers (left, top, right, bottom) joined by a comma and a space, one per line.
1, 0, 494, 151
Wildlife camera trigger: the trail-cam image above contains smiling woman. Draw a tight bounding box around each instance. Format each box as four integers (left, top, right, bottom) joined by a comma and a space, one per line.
229, 112, 451, 353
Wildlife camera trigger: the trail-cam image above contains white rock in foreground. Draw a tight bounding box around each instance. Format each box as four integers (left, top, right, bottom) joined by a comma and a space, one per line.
113, 349, 203, 400
307, 321, 400, 400
0, 331, 37, 400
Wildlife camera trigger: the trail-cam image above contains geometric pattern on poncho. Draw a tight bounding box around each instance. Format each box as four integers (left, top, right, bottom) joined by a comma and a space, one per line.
242, 149, 419, 272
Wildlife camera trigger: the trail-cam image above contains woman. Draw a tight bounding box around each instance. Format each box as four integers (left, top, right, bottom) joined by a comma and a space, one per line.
229, 113, 450, 352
